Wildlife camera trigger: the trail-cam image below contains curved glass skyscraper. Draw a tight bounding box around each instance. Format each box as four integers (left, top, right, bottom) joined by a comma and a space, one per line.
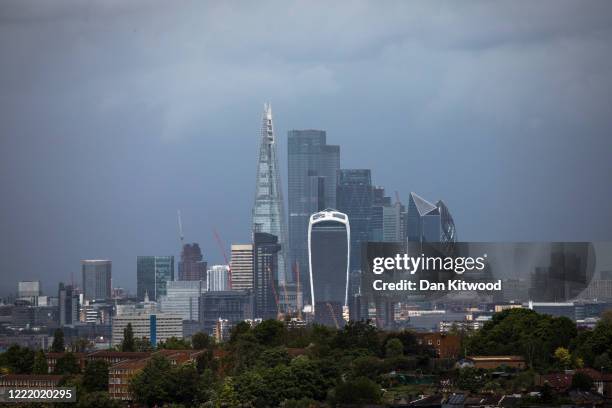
308, 209, 350, 317
252, 103, 289, 284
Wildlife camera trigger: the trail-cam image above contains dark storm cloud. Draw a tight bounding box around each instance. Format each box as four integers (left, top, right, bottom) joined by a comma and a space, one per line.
1, 1, 611, 295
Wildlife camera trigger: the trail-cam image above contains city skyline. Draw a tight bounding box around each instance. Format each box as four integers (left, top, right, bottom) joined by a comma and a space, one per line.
2, 1, 612, 296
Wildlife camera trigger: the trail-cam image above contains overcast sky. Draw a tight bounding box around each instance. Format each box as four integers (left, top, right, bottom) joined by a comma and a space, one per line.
1, 1, 611, 296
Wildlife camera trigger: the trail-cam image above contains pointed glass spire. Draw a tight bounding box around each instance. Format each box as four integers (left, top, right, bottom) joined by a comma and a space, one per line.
252, 103, 289, 284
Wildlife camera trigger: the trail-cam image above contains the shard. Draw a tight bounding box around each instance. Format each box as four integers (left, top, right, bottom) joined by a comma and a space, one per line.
252, 103, 289, 284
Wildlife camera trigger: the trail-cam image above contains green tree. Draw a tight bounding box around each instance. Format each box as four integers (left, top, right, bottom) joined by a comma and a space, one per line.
330, 376, 381, 405
121, 323, 135, 352
196, 349, 218, 374
129, 355, 172, 406
574, 312, 612, 366
192, 332, 211, 350
32, 350, 48, 374
455, 368, 486, 393
333, 321, 381, 356
169, 363, 201, 406
0, 345, 35, 373
51, 329, 65, 352
465, 308, 576, 369
571, 371, 594, 391
554, 347, 572, 369
82, 360, 109, 393
159, 336, 191, 350
253, 319, 286, 347
257, 346, 291, 368
54, 352, 80, 375
216, 377, 240, 408
134, 337, 153, 352
593, 352, 612, 371
385, 338, 404, 358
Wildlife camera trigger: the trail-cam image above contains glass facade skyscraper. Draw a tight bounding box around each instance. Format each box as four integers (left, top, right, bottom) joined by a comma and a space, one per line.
252, 104, 288, 284
253, 232, 280, 320
81, 259, 112, 302
288, 129, 340, 288
337, 169, 372, 274
137, 256, 175, 301
406, 192, 456, 251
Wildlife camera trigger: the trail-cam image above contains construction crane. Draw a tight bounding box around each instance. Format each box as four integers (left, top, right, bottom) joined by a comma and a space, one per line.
326, 302, 340, 329
293, 262, 303, 320
177, 210, 185, 246
281, 281, 290, 316
213, 228, 232, 289
267, 266, 282, 320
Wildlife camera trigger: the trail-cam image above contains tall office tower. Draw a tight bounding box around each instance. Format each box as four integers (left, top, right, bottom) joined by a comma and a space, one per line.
252, 103, 289, 285
159, 280, 204, 321
230, 244, 253, 290
178, 243, 207, 281
207, 265, 230, 291
288, 129, 340, 289
253, 232, 280, 320
199, 290, 253, 334
337, 169, 373, 274
81, 260, 112, 302
17, 281, 41, 305
369, 186, 389, 241
308, 210, 350, 324
383, 203, 403, 242
137, 256, 175, 301
58, 282, 78, 327
406, 192, 456, 253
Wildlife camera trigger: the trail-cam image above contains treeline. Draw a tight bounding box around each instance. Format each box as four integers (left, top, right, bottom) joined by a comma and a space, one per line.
129, 320, 437, 407
465, 308, 612, 371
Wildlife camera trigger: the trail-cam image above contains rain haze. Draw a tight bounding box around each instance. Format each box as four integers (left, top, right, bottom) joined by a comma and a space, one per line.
1, 1, 612, 295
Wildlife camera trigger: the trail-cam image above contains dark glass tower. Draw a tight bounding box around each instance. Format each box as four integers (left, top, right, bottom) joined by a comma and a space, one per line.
287, 129, 340, 288
336, 169, 372, 274
81, 260, 112, 302
252, 104, 288, 284
136, 256, 175, 301
406, 192, 456, 250
308, 209, 350, 324
253, 232, 281, 320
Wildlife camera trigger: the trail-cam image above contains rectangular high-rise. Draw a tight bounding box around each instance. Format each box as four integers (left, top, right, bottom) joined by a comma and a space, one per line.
253, 232, 280, 320
178, 243, 207, 281
337, 169, 372, 274
206, 265, 230, 291
58, 282, 78, 327
81, 260, 112, 302
230, 244, 253, 290
137, 256, 174, 301
288, 129, 340, 288
159, 280, 204, 321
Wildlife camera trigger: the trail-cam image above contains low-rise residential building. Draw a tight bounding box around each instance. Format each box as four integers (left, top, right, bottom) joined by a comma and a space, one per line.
459, 355, 526, 370
108, 349, 204, 400
45, 352, 87, 373
0, 374, 63, 392
111, 312, 183, 347
415, 333, 461, 359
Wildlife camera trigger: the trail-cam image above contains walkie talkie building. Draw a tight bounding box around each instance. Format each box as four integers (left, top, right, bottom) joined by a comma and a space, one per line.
308, 209, 350, 319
